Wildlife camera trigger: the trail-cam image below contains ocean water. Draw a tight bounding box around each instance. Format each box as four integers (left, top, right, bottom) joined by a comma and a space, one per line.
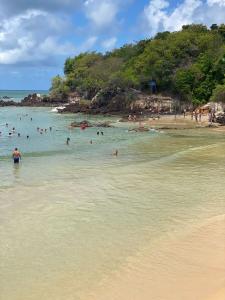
0, 90, 48, 102
0, 107, 224, 300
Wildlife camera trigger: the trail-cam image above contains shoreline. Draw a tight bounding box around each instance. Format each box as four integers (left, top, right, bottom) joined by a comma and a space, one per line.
1, 104, 224, 131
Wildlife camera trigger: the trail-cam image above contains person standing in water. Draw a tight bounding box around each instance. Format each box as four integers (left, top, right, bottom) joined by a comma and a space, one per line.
12, 148, 21, 164
66, 137, 70, 145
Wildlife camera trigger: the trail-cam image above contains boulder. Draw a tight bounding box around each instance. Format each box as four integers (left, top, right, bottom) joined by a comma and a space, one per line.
216, 113, 225, 125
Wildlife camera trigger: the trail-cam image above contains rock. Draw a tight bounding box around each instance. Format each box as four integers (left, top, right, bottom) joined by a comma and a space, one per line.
0, 100, 18, 106
128, 127, 149, 132
216, 113, 225, 125
70, 120, 92, 128
21, 93, 43, 105
70, 120, 113, 128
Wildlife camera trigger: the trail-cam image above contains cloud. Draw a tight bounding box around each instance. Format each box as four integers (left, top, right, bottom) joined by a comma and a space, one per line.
84, 0, 119, 28
0, 10, 76, 65
207, 0, 225, 6
143, 0, 225, 36
101, 37, 117, 50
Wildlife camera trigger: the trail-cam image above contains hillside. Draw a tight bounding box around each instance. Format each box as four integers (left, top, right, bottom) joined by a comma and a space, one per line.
50, 24, 225, 111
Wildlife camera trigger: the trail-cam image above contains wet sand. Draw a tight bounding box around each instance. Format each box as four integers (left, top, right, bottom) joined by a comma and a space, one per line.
87, 215, 225, 300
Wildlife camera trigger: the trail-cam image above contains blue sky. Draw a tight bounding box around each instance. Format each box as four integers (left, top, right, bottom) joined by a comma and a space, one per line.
0, 0, 224, 90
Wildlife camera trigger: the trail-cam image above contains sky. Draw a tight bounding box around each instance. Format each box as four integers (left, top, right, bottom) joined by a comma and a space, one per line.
0, 0, 225, 90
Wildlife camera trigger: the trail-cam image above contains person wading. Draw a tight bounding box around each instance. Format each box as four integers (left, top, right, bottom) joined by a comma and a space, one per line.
12, 148, 21, 164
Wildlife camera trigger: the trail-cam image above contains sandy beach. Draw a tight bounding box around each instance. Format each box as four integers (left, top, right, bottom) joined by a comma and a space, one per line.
86, 215, 225, 300
141, 113, 223, 130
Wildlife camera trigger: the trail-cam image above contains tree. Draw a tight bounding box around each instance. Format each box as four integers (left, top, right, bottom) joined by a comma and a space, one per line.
211, 84, 225, 102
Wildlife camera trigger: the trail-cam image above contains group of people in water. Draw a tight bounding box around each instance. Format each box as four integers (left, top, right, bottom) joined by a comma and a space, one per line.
1, 114, 118, 165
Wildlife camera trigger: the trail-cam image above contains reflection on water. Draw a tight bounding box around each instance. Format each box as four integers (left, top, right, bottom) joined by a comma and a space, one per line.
0, 107, 225, 300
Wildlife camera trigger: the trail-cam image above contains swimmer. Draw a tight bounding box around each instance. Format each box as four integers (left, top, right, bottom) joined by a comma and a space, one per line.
45, 129, 47, 133
66, 137, 70, 145
90, 140, 93, 144
6, 123, 8, 127
26, 135, 29, 139
49, 127, 52, 131
97, 131, 100, 136
12, 148, 21, 164
18, 133, 21, 137
37, 127, 40, 131
112, 149, 118, 156
101, 131, 104, 136
8, 132, 12, 137
30, 118, 33, 121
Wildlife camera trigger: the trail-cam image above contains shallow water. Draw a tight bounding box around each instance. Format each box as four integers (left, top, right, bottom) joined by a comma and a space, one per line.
0, 107, 224, 300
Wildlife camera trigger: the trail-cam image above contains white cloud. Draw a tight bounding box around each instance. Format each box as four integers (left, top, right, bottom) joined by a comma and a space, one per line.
0, 10, 76, 65
143, 0, 225, 36
84, 0, 119, 28
101, 37, 117, 50
207, 0, 225, 6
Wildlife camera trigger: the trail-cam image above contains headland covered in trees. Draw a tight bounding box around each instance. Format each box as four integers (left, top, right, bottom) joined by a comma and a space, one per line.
48, 24, 225, 113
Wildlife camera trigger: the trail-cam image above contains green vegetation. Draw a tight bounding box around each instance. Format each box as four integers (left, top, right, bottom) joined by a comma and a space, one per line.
50, 24, 225, 107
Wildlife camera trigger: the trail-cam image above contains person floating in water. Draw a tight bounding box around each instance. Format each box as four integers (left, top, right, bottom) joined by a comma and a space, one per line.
12, 148, 21, 164
66, 137, 70, 145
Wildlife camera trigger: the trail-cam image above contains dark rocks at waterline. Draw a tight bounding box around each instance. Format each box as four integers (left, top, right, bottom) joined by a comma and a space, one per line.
1, 96, 11, 99
70, 120, 113, 128
128, 127, 150, 132
70, 120, 92, 128
215, 113, 225, 125
0, 100, 18, 106
21, 93, 65, 106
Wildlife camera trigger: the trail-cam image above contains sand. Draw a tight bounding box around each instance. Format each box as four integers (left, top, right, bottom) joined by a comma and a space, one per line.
127, 113, 225, 131
86, 214, 225, 300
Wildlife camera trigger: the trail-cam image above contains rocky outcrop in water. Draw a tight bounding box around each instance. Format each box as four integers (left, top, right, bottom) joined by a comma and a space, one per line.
0, 100, 17, 106
70, 120, 113, 128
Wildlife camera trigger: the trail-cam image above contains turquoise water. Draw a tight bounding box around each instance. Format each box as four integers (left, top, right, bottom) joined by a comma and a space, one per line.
0, 90, 48, 102
0, 107, 224, 300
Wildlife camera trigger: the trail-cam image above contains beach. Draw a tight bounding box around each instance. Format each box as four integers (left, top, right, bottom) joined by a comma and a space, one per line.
0, 107, 224, 300
87, 215, 225, 300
